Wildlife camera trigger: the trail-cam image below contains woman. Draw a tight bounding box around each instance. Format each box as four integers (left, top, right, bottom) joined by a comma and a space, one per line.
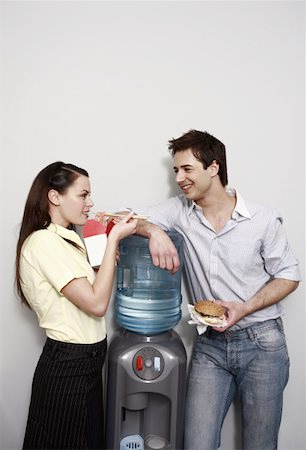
15, 161, 137, 449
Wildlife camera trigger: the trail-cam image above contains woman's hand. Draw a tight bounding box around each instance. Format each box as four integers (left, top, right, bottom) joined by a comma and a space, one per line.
108, 211, 138, 242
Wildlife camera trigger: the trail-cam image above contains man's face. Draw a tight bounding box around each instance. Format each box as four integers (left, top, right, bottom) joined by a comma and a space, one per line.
173, 149, 213, 202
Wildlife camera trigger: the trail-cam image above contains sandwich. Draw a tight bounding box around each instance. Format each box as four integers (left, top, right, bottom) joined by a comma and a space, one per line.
194, 300, 227, 327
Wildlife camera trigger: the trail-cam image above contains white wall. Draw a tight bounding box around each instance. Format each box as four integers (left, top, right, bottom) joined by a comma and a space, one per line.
1, 1, 305, 449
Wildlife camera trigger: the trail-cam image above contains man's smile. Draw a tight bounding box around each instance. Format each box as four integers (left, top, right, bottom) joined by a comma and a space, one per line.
180, 183, 193, 192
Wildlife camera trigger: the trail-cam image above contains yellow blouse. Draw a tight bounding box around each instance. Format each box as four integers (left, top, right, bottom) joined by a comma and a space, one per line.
20, 223, 106, 344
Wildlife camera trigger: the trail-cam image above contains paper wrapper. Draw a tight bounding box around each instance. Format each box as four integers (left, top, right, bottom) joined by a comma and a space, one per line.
187, 304, 227, 335
82, 219, 107, 268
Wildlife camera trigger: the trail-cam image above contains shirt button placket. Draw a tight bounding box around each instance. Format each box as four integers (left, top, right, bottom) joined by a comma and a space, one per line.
210, 236, 218, 296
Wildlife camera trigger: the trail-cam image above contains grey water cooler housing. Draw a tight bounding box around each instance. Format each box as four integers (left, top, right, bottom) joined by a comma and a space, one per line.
106, 232, 187, 450
106, 329, 187, 450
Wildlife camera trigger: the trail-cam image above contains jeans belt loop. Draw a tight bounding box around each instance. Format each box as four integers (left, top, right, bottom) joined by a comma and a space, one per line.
205, 327, 212, 338
246, 325, 256, 342
275, 316, 283, 332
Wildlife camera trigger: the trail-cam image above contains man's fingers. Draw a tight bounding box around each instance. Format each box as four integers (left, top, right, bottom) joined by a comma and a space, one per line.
152, 253, 180, 273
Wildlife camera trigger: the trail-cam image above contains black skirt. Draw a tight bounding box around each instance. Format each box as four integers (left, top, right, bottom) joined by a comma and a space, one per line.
23, 337, 107, 450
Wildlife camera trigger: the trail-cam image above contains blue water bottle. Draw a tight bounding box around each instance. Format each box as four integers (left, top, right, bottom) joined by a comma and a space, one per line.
115, 232, 183, 335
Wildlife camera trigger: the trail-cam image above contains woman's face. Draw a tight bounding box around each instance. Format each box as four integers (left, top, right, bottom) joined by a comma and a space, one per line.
50, 175, 94, 227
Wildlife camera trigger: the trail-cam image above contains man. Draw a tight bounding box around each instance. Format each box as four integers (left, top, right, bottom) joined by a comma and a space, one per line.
132, 129, 300, 450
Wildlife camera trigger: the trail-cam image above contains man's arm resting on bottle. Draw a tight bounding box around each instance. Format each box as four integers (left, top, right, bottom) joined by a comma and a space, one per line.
136, 220, 180, 274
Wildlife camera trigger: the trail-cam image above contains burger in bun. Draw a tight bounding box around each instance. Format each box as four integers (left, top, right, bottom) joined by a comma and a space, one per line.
194, 300, 227, 327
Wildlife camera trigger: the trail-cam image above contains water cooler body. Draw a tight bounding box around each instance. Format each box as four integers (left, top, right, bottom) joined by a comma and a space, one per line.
106, 232, 187, 450
106, 329, 187, 450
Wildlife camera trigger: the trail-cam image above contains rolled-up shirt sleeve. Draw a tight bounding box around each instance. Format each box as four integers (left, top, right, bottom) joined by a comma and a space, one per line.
262, 213, 301, 281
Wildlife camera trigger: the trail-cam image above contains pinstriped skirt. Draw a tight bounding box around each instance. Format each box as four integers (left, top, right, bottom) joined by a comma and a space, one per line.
23, 337, 107, 450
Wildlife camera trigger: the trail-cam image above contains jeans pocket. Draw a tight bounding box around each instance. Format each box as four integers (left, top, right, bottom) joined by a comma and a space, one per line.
254, 325, 287, 352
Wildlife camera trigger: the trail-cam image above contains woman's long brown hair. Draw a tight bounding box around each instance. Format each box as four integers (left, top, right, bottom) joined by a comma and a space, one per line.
15, 161, 89, 307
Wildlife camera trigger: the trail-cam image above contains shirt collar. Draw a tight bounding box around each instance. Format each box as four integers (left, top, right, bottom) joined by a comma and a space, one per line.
47, 223, 86, 250
188, 187, 251, 220
226, 187, 251, 220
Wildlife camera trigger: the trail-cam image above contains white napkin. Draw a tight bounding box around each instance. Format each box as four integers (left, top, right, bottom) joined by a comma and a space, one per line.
187, 304, 228, 335
187, 304, 208, 335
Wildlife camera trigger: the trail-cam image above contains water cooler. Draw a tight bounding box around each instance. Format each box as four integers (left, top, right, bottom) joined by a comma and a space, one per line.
105, 233, 187, 450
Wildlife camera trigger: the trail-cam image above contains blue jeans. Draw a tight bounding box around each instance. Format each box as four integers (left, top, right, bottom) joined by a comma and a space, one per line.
184, 318, 289, 450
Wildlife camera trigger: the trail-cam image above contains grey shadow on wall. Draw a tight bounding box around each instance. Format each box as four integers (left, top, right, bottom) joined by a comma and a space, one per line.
161, 156, 180, 199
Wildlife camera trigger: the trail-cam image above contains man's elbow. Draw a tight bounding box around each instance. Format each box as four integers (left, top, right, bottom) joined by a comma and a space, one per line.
290, 280, 300, 293
282, 279, 300, 295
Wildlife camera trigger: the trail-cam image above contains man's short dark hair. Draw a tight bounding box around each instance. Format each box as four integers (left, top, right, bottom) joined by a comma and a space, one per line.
168, 129, 228, 186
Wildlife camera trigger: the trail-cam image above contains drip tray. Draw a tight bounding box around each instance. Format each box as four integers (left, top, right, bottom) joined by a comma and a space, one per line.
145, 435, 171, 450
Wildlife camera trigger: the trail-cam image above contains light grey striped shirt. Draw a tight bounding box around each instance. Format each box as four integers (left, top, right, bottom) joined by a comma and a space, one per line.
134, 189, 301, 329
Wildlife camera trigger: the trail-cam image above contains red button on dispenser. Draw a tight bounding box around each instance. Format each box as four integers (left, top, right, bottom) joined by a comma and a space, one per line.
136, 356, 143, 371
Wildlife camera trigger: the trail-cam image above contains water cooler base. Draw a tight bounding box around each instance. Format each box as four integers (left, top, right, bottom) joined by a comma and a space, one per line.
106, 329, 187, 450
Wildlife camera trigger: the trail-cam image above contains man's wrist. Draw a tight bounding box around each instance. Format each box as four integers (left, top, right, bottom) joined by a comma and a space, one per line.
136, 220, 159, 239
